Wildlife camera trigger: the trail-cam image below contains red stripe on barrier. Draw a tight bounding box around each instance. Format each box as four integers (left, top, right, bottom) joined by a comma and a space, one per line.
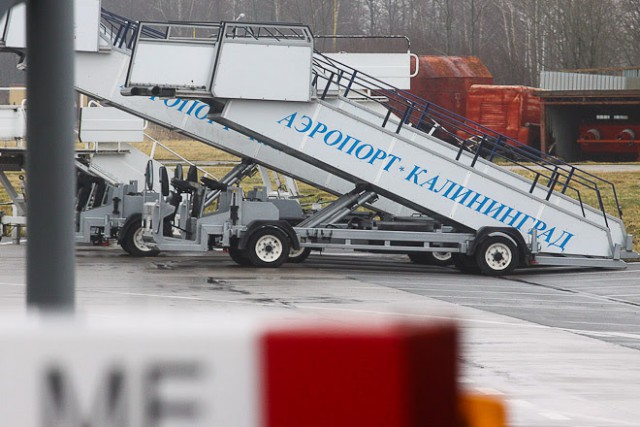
262, 322, 458, 427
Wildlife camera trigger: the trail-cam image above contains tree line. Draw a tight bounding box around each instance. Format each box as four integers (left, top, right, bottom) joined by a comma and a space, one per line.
1, 0, 639, 86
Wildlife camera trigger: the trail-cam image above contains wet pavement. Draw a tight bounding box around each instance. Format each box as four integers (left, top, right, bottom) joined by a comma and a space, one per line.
1, 241, 640, 426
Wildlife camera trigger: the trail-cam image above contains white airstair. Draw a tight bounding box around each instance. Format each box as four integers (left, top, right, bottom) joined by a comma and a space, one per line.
117, 20, 635, 265
1, 5, 416, 218
78, 9, 416, 218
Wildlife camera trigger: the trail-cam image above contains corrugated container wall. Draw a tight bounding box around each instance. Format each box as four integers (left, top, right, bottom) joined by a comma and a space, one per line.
410, 56, 493, 118
465, 85, 541, 148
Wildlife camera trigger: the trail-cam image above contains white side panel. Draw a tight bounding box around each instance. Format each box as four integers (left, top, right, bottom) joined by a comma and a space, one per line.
3, 0, 101, 52
128, 41, 217, 89
325, 53, 411, 89
0, 315, 262, 427
212, 43, 312, 102
0, 10, 8, 41
221, 99, 623, 258
80, 107, 144, 142
74, 0, 101, 52
3, 4, 25, 49
0, 106, 25, 139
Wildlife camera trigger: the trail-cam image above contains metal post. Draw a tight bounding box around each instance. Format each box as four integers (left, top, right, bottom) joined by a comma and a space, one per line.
25, 0, 76, 310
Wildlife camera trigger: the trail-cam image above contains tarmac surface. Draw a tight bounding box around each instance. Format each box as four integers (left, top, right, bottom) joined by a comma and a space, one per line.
1, 241, 640, 426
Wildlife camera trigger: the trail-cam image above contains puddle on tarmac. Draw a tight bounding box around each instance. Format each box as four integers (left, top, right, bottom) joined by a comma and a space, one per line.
152, 262, 177, 270
189, 277, 252, 294
245, 296, 362, 305
182, 277, 365, 305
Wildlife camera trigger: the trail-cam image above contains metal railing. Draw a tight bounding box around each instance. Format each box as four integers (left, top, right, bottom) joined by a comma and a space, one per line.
100, 11, 311, 50
220, 22, 312, 42
312, 52, 623, 227
144, 133, 217, 184
100, 9, 165, 49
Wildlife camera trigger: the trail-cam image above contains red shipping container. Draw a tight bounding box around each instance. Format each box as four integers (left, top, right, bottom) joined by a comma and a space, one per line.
410, 56, 493, 118
465, 85, 541, 148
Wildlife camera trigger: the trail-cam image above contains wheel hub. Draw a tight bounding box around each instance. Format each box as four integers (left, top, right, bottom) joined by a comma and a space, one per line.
485, 243, 511, 271
433, 251, 452, 262
133, 227, 153, 252
255, 236, 283, 262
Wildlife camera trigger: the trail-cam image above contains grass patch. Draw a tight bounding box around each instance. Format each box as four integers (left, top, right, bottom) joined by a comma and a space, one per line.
586, 172, 640, 244
0, 172, 24, 217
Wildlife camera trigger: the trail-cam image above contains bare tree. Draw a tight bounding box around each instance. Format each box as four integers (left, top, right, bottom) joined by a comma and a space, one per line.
543, 0, 623, 70
2, 0, 639, 87
620, 0, 640, 65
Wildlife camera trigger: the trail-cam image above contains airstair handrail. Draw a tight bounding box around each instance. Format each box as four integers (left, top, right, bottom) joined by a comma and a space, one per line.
100, 9, 166, 50
143, 132, 217, 182
219, 21, 312, 43
312, 52, 623, 224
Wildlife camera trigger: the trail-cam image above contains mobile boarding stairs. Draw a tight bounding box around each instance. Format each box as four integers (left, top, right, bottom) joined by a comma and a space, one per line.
120, 20, 636, 273
1, 3, 426, 228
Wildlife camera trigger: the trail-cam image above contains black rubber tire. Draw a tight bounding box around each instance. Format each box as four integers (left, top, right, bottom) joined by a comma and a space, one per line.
163, 218, 173, 237
246, 228, 290, 268
452, 253, 480, 274
120, 217, 160, 257
228, 247, 252, 266
475, 236, 519, 276
288, 247, 311, 264
408, 251, 453, 266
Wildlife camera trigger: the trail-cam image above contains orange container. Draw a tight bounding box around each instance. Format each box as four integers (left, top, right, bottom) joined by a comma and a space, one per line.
464, 85, 541, 148
410, 56, 493, 118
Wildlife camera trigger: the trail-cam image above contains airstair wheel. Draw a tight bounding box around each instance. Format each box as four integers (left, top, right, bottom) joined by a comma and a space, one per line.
475, 235, 519, 276
228, 247, 252, 266
246, 228, 290, 268
119, 214, 160, 257
288, 247, 311, 263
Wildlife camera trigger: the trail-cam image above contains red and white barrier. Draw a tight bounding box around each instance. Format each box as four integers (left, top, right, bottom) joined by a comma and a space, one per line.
0, 315, 459, 427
